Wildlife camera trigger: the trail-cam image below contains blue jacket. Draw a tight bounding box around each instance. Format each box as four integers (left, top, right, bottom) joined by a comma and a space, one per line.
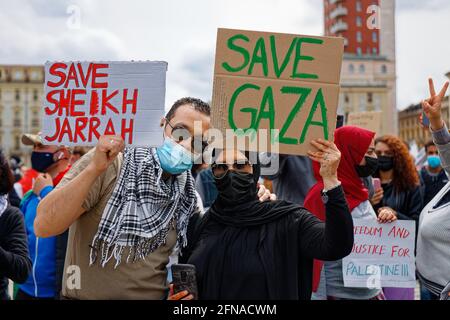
19, 186, 56, 298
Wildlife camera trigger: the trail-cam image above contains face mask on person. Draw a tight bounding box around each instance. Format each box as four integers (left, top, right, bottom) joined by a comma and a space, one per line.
156, 137, 194, 174
427, 155, 441, 169
214, 171, 257, 204
31, 151, 56, 173
355, 156, 378, 178
378, 155, 394, 172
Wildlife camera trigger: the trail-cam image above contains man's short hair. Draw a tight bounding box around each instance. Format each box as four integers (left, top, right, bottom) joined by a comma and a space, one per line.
165, 97, 210, 121
424, 140, 436, 153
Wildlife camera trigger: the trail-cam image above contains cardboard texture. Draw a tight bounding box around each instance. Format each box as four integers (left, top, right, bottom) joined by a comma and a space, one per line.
211, 28, 344, 155
347, 111, 382, 134
41, 61, 167, 146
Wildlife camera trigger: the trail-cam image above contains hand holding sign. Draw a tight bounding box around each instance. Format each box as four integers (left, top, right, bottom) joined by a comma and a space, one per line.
377, 206, 398, 223
88, 135, 125, 175
422, 78, 449, 130
308, 139, 341, 190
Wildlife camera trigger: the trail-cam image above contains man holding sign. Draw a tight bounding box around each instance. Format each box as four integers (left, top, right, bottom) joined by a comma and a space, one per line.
35, 95, 212, 299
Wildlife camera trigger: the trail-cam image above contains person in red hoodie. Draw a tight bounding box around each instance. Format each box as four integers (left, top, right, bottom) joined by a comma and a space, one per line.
304, 126, 397, 300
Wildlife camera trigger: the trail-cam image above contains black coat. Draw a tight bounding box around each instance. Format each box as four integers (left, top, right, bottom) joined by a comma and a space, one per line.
0, 206, 32, 300
373, 183, 423, 223
182, 186, 353, 300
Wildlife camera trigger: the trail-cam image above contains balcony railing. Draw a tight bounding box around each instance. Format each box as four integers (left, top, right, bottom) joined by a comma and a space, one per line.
329, 6, 348, 20
330, 20, 348, 34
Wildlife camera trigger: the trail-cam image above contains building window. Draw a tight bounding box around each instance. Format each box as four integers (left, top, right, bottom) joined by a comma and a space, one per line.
356, 1, 362, 12
357, 32, 362, 43
367, 93, 373, 103
15, 89, 20, 101
372, 47, 378, 55
345, 94, 349, 103
33, 89, 39, 101
32, 118, 40, 128
356, 16, 362, 27
356, 47, 362, 56
372, 32, 378, 43
14, 119, 21, 127
381, 65, 387, 74
360, 95, 367, 111
349, 64, 355, 73
359, 64, 365, 73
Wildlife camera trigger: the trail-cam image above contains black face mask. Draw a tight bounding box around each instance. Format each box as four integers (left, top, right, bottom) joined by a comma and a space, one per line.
378, 156, 394, 172
214, 171, 258, 204
355, 156, 378, 178
31, 151, 56, 173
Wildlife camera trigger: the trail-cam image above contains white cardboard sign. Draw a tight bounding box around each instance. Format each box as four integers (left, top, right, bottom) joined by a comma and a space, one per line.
343, 219, 416, 289
41, 61, 167, 146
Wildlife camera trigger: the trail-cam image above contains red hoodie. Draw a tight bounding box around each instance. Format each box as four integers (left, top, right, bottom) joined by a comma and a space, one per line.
304, 126, 375, 292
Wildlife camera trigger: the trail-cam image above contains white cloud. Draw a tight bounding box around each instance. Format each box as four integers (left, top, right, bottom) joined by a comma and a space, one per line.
0, 0, 449, 111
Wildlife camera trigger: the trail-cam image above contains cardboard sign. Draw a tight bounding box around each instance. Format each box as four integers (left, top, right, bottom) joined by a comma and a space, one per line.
42, 61, 167, 146
211, 28, 344, 155
343, 219, 416, 289
347, 111, 382, 133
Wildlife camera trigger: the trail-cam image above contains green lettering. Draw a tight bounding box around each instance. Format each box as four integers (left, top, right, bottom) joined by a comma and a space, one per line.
252, 86, 275, 130
277, 87, 312, 145
222, 34, 250, 73
248, 37, 268, 76
299, 88, 329, 143
228, 83, 261, 131
291, 37, 323, 80
270, 35, 297, 78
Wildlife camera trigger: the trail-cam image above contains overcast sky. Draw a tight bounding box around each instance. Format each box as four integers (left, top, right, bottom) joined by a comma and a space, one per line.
1, 0, 449, 110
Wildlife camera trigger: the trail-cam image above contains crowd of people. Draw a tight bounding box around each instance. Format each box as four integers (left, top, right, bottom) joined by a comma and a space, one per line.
0, 79, 449, 301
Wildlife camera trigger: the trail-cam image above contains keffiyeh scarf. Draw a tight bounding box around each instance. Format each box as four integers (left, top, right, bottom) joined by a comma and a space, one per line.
89, 146, 197, 268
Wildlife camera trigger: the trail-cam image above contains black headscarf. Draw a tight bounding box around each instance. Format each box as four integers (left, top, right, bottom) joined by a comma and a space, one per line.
184, 151, 314, 299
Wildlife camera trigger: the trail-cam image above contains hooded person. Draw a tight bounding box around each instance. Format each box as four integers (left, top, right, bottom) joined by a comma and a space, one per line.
179, 140, 354, 300
304, 126, 397, 300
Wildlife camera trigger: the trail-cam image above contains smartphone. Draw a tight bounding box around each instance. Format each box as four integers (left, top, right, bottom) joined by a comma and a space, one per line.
171, 264, 198, 300
422, 111, 430, 127
373, 178, 381, 191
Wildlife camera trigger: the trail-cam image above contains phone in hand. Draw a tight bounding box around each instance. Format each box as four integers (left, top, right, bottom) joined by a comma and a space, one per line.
171, 264, 198, 300
373, 178, 381, 191
422, 111, 430, 127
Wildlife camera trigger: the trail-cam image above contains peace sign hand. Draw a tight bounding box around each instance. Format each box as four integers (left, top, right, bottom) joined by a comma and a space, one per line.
422, 78, 449, 130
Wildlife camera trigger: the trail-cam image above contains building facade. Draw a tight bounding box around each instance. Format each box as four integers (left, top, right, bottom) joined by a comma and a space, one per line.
0, 65, 44, 159
324, 0, 397, 135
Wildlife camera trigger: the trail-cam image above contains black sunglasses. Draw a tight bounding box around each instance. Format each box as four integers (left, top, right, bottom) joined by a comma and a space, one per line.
211, 160, 252, 179
165, 119, 208, 154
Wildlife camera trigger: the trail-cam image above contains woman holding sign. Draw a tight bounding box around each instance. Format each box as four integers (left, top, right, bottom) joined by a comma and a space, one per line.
370, 135, 422, 300
305, 126, 397, 300
178, 138, 354, 300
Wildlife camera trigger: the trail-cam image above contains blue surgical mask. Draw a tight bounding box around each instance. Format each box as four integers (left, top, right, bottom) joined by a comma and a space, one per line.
428, 155, 441, 169
156, 137, 194, 174
31, 151, 56, 173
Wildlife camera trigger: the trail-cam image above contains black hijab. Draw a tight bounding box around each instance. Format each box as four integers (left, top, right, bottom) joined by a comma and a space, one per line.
184, 152, 313, 299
